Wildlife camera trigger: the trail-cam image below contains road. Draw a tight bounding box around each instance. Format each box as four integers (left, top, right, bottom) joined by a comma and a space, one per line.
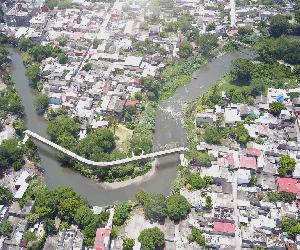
232, 171, 242, 250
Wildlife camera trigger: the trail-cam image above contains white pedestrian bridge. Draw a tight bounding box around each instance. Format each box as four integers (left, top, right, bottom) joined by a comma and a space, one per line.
24, 130, 187, 168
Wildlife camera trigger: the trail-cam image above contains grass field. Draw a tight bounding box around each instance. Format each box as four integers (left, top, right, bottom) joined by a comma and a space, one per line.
114, 124, 133, 152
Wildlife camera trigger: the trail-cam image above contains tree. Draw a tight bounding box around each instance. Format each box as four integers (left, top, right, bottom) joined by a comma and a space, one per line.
26, 63, 41, 88
0, 220, 12, 237
282, 217, 300, 236
138, 227, 165, 250
0, 138, 23, 171
135, 189, 150, 205
197, 33, 218, 57
58, 197, 83, 223
74, 205, 94, 228
270, 101, 285, 116
230, 59, 253, 84
0, 47, 9, 70
206, 22, 216, 32
56, 35, 68, 46
186, 173, 213, 190
202, 126, 222, 144
23, 231, 37, 244
278, 155, 296, 176
113, 202, 131, 226
0, 187, 13, 205
123, 238, 135, 250
269, 15, 289, 37
108, 116, 118, 135
234, 123, 250, 145
144, 193, 167, 221
166, 194, 191, 221
47, 115, 80, 142
205, 195, 212, 209
83, 62, 92, 71
188, 228, 205, 246
186, 149, 214, 167
34, 93, 49, 113
178, 40, 193, 58
13, 119, 25, 136
18, 37, 34, 51
78, 128, 115, 161
43, 218, 57, 235
238, 25, 253, 36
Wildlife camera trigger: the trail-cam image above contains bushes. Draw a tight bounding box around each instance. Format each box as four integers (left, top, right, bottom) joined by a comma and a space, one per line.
188, 228, 205, 247
186, 173, 213, 190
267, 191, 296, 203
113, 202, 131, 226
0, 186, 13, 205
123, 238, 135, 250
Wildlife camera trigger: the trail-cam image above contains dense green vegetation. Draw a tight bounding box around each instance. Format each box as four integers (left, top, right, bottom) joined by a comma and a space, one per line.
166, 194, 191, 221
45, 0, 72, 9
0, 220, 12, 237
46, 113, 152, 182
112, 202, 132, 226
138, 227, 165, 250
123, 238, 135, 250
19, 38, 68, 88
186, 173, 213, 191
0, 186, 13, 205
20, 179, 109, 246
34, 93, 49, 114
188, 228, 206, 247
267, 191, 296, 203
278, 155, 296, 177
135, 190, 191, 222
282, 217, 300, 236
253, 37, 300, 65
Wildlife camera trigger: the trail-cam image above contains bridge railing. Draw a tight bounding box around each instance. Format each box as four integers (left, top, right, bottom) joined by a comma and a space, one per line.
24, 130, 187, 167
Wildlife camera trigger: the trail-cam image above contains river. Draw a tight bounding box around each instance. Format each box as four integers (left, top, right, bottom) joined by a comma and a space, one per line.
10, 48, 250, 206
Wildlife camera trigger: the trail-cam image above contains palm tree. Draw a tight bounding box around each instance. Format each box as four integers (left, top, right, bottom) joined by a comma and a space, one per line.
108, 116, 117, 135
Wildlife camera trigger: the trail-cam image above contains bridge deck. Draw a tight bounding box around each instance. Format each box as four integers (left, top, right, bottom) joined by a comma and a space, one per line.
24, 130, 187, 167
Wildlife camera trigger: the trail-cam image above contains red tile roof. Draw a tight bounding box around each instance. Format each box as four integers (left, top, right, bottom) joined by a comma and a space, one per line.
246, 148, 262, 157
213, 222, 235, 235
124, 99, 138, 108
226, 153, 235, 166
259, 124, 269, 135
276, 177, 300, 196
240, 156, 257, 170
94, 228, 111, 250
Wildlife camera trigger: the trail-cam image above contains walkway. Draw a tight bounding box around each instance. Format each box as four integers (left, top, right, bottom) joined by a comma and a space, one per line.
24, 130, 187, 168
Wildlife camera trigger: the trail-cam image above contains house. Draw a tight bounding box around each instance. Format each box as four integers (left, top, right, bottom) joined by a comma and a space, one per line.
124, 56, 142, 68
94, 228, 111, 250
213, 222, 235, 236
276, 177, 300, 199
237, 169, 251, 185
224, 106, 241, 124
240, 156, 257, 171
195, 109, 216, 126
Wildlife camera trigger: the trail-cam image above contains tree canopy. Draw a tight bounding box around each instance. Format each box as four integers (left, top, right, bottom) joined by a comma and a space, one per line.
166, 194, 191, 221
47, 115, 80, 142
138, 227, 165, 250
269, 15, 289, 37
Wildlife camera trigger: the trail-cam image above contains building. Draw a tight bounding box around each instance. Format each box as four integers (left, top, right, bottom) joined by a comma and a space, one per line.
94, 228, 111, 250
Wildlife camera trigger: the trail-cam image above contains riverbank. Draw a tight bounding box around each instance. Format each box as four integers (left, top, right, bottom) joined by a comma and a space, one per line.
11, 47, 250, 205
99, 159, 157, 190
